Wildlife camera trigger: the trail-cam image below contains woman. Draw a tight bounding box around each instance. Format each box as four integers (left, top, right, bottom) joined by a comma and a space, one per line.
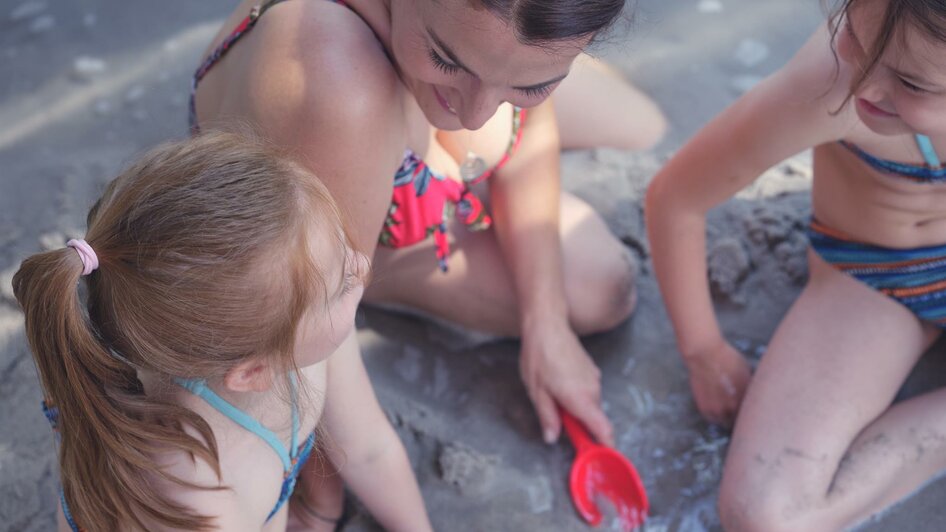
191, 0, 664, 526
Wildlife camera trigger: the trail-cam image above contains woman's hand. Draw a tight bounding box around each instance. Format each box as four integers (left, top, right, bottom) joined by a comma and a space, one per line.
685, 339, 752, 427
519, 317, 614, 446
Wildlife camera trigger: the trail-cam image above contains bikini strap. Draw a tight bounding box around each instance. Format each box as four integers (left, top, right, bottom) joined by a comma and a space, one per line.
464, 107, 528, 186
194, 0, 286, 85
915, 134, 942, 168
189, 0, 288, 133
175, 378, 296, 470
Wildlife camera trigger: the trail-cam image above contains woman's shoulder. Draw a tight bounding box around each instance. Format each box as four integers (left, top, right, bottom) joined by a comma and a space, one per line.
247, 1, 404, 124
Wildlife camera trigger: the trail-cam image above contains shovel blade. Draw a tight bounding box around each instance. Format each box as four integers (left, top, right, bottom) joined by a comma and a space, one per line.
569, 447, 648, 530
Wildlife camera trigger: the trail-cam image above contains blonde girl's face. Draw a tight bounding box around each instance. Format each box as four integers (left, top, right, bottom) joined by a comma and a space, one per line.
837, 1, 946, 137
292, 230, 368, 368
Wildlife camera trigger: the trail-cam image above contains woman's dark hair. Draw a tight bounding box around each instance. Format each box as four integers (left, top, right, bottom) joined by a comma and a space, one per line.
476, 0, 626, 44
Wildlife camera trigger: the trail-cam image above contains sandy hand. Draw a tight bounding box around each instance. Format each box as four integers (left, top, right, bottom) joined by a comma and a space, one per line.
685, 340, 751, 427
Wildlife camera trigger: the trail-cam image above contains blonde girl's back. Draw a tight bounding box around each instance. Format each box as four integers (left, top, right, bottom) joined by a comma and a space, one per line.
14, 130, 353, 531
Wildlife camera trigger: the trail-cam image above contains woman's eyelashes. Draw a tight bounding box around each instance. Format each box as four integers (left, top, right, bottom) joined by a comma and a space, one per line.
427, 47, 556, 99
429, 48, 459, 75
519, 84, 555, 99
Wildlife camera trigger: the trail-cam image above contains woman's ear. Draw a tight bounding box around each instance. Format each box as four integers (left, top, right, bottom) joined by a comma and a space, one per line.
223, 358, 274, 393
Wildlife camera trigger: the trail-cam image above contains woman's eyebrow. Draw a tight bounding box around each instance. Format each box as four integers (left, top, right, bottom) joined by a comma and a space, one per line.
429, 28, 478, 76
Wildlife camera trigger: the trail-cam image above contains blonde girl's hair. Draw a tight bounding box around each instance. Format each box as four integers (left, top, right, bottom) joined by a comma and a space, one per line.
13, 130, 351, 531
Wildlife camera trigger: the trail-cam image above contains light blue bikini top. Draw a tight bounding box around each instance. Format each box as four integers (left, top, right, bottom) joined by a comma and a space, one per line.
839, 134, 946, 183
48, 375, 316, 531
175, 377, 316, 522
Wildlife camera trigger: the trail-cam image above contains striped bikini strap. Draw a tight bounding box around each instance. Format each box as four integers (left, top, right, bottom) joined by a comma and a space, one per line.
916, 134, 942, 168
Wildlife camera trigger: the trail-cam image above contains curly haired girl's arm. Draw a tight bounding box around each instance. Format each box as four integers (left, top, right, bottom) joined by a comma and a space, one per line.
646, 24, 853, 419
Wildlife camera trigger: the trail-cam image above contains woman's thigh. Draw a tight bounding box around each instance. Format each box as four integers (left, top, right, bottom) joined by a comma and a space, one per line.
363, 192, 636, 336
553, 54, 667, 151
720, 250, 937, 529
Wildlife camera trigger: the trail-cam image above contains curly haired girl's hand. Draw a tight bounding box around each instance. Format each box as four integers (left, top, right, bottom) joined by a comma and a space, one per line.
685, 340, 752, 427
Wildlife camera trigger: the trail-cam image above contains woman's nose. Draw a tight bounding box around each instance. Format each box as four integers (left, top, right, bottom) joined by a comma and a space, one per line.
458, 83, 502, 131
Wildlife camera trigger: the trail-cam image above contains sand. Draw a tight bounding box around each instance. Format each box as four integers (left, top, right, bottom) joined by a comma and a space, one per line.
2, 0, 945, 530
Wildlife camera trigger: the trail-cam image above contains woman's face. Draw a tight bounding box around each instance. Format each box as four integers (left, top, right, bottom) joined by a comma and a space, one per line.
389, 0, 590, 130
837, 0, 946, 137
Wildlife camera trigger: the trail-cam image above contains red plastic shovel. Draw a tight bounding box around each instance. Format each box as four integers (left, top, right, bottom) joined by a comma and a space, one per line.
561, 410, 649, 530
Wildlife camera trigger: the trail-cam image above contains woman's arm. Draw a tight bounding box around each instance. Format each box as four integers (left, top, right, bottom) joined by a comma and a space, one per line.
488, 99, 613, 446
314, 332, 432, 532
645, 24, 851, 425
244, 3, 410, 256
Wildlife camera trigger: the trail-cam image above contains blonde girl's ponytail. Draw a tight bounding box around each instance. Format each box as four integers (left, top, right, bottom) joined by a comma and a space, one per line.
14, 243, 221, 531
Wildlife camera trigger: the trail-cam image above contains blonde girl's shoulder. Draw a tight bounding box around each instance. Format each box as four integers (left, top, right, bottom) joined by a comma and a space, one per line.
135, 447, 256, 531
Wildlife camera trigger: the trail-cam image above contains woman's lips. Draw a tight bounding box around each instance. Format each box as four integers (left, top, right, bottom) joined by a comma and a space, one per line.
433, 86, 457, 115
857, 98, 898, 118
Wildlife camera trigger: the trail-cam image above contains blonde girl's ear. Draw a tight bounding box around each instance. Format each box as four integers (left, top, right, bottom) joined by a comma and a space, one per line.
223, 358, 275, 393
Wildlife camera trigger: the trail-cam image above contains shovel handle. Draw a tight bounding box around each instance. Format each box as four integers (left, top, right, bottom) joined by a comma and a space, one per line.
560, 408, 595, 455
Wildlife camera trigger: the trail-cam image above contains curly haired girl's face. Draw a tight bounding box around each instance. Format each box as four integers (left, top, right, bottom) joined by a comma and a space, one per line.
838, 1, 946, 136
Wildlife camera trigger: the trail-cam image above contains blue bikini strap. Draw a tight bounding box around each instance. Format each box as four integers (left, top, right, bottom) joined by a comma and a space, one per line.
916, 134, 942, 168
174, 378, 297, 470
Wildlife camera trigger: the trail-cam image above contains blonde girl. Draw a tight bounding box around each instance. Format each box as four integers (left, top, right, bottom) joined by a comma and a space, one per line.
14, 131, 431, 531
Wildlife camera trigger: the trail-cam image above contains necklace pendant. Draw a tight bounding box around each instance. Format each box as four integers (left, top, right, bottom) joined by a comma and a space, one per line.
459, 151, 487, 182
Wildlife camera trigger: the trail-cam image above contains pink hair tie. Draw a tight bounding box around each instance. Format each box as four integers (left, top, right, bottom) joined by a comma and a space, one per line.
66, 239, 99, 276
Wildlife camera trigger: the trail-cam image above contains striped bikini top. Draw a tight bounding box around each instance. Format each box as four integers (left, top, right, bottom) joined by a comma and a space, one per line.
839, 134, 946, 183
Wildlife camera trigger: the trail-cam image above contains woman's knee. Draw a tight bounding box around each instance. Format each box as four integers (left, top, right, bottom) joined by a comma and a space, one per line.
567, 246, 638, 335
612, 95, 667, 152
628, 107, 667, 151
